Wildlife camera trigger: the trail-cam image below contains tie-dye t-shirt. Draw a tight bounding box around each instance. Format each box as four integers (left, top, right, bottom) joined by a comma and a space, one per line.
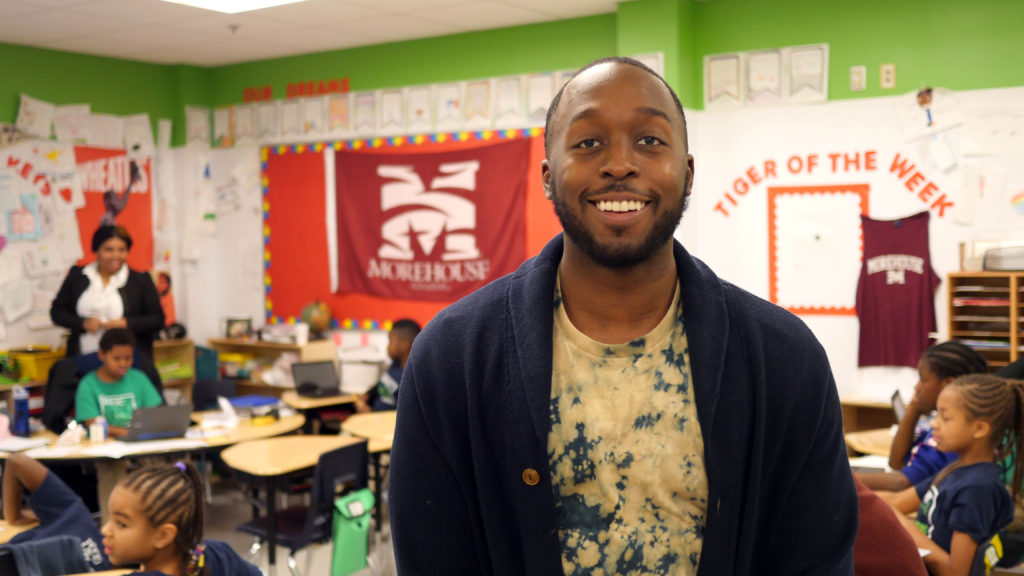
549, 280, 707, 576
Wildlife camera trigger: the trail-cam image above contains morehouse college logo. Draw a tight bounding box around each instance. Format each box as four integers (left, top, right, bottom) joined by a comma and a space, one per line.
366, 161, 491, 292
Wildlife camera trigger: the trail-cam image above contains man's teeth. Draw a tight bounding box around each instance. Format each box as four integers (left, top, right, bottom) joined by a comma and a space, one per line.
597, 200, 646, 212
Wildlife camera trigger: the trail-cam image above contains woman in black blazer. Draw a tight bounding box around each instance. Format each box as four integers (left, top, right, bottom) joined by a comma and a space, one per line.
50, 225, 164, 360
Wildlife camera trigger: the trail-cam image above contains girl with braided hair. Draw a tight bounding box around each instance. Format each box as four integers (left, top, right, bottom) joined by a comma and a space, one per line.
858, 340, 988, 491
882, 374, 1023, 576
101, 461, 260, 576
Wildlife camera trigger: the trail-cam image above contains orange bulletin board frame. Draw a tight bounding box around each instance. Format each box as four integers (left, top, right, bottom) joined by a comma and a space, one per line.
262, 130, 561, 330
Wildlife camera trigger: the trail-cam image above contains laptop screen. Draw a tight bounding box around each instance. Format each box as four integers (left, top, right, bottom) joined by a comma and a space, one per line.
292, 361, 339, 393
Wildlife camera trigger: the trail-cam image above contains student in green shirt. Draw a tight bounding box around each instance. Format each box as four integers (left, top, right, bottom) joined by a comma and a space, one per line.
75, 328, 163, 438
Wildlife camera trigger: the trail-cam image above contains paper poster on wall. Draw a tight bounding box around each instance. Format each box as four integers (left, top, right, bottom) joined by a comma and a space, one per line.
895, 87, 962, 142
464, 80, 492, 130
0, 124, 32, 149
257, 102, 278, 139
185, 106, 210, 146
705, 53, 743, 110
377, 90, 404, 136
213, 107, 233, 148
16, 94, 54, 139
53, 104, 91, 144
769, 185, 867, 314
747, 50, 783, 106
1, 278, 33, 323
434, 83, 462, 132
233, 104, 256, 146
89, 114, 125, 149
494, 76, 525, 129
526, 73, 554, 126
327, 94, 351, 135
32, 141, 84, 211
786, 44, 828, 103
7, 194, 42, 241
959, 88, 1024, 157
302, 96, 326, 137
405, 86, 431, 134
279, 101, 301, 137
353, 92, 376, 135
633, 52, 664, 77
123, 114, 155, 155
954, 164, 1008, 226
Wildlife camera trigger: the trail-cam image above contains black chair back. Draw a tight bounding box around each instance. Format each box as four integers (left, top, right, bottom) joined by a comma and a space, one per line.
305, 439, 370, 543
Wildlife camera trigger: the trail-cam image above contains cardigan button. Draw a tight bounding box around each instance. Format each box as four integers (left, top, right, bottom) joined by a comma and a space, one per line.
522, 468, 540, 486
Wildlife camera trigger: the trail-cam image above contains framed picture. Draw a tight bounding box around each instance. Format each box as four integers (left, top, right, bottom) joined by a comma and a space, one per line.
225, 317, 252, 339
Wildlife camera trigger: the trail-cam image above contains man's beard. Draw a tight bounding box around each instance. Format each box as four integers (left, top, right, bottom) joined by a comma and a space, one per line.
550, 178, 688, 269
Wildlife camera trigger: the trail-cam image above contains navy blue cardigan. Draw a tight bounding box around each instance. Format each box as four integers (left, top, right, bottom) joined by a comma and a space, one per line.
390, 235, 857, 575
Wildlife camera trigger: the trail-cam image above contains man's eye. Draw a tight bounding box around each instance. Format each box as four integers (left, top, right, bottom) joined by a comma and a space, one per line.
638, 136, 662, 146
576, 139, 600, 149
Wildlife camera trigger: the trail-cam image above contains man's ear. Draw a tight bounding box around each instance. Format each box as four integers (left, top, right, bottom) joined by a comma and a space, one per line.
153, 523, 178, 550
541, 160, 553, 200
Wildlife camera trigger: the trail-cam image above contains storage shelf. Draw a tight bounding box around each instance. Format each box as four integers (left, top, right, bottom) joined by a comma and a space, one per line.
949, 272, 1023, 371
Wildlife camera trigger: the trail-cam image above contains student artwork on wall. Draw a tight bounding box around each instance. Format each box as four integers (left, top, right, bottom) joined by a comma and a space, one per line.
747, 50, 783, 106
405, 86, 432, 134
327, 93, 352, 136
786, 44, 828, 103
16, 94, 55, 139
233, 104, 257, 146
302, 96, 325, 137
123, 114, 155, 155
185, 106, 210, 146
895, 87, 963, 142
464, 80, 492, 131
353, 92, 376, 135
213, 107, 233, 148
257, 102, 278, 139
53, 104, 91, 144
279, 100, 301, 137
961, 88, 1024, 157
31, 142, 84, 211
377, 89, 404, 136
493, 76, 525, 129
434, 83, 462, 132
705, 53, 743, 110
526, 73, 554, 126
89, 114, 125, 149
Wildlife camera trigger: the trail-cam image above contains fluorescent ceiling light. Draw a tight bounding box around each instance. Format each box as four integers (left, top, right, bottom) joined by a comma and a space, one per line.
161, 0, 308, 14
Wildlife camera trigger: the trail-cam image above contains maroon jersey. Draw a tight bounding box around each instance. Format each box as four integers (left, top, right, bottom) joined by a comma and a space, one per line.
857, 211, 939, 367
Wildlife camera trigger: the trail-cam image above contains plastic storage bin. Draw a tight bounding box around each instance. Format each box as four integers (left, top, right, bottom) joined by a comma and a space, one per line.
332, 488, 375, 576
8, 347, 64, 382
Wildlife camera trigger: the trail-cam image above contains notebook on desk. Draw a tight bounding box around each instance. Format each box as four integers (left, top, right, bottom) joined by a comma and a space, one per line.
122, 404, 193, 442
293, 360, 343, 398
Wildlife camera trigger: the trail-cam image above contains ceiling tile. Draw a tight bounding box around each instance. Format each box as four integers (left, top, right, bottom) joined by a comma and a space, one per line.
326, 13, 461, 44
166, 10, 294, 39
342, 0, 473, 12
411, 1, 552, 31
0, 8, 134, 41
497, 0, 618, 19
47, 23, 221, 53
0, 0, 48, 19
253, 0, 386, 26
69, 0, 203, 24
254, 26, 376, 54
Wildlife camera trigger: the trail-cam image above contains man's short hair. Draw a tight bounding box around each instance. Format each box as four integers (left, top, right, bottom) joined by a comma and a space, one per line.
391, 319, 422, 341
544, 56, 689, 154
99, 328, 135, 352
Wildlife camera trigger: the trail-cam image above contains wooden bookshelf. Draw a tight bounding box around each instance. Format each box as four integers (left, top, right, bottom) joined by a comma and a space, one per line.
948, 272, 1023, 370
153, 338, 195, 403
206, 338, 336, 397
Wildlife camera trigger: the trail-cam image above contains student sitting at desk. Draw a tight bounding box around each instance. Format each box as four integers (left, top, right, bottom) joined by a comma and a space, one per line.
75, 328, 163, 439
858, 341, 988, 492
2, 453, 112, 572
355, 318, 421, 413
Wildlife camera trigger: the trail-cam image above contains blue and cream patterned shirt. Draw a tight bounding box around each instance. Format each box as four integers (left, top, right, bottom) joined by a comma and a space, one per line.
548, 280, 707, 576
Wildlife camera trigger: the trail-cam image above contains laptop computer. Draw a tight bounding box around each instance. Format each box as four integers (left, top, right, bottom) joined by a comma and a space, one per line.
293, 360, 343, 398
122, 404, 193, 442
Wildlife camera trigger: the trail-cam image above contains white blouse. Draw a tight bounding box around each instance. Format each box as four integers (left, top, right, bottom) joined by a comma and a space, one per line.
75, 262, 129, 355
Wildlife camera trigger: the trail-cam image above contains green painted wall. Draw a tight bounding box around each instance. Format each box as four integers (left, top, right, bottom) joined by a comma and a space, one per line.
210, 15, 616, 108
692, 0, 1024, 103
1, 0, 1022, 139
0, 43, 212, 146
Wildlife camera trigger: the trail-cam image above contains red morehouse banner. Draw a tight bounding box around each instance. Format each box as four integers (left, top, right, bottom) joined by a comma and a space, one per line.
335, 139, 528, 301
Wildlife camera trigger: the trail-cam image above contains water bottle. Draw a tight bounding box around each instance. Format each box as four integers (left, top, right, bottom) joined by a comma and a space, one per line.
12, 386, 30, 438
90, 416, 108, 443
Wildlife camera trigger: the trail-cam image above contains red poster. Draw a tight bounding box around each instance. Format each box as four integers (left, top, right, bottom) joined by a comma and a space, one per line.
335, 139, 528, 301
73, 147, 153, 271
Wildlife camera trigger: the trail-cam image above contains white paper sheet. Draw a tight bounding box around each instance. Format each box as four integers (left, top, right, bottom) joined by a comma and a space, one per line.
327, 94, 351, 135
89, 114, 125, 149
280, 100, 301, 136
123, 113, 155, 155
257, 102, 278, 139
233, 104, 256, 145
213, 107, 233, 148
526, 73, 554, 126
434, 83, 462, 132
53, 104, 91, 143
747, 50, 783, 105
787, 44, 829, 103
77, 438, 207, 459
705, 53, 743, 110
895, 87, 963, 142
157, 118, 173, 151
186, 106, 211, 146
302, 96, 326, 137
464, 80, 492, 130
377, 90, 404, 135
353, 92, 376, 135
955, 164, 1008, 226
494, 76, 525, 129
16, 93, 55, 139
1, 278, 34, 322
405, 86, 431, 134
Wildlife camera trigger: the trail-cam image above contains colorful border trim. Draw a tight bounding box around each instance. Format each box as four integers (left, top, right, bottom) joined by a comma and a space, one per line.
260, 128, 542, 327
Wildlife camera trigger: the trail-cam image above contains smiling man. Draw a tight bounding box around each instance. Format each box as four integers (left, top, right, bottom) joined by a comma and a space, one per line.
390, 57, 857, 576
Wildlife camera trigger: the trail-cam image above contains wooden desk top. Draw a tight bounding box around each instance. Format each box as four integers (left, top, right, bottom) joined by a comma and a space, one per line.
281, 390, 357, 410
66, 570, 132, 576
0, 519, 38, 544
221, 435, 365, 477
342, 410, 396, 453
840, 397, 891, 409
846, 427, 893, 457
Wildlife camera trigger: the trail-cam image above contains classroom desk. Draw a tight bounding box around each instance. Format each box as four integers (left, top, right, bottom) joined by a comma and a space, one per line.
0, 519, 39, 544
845, 427, 894, 457
221, 435, 365, 575
341, 411, 396, 532
280, 390, 356, 434
841, 397, 896, 435
65, 570, 132, 576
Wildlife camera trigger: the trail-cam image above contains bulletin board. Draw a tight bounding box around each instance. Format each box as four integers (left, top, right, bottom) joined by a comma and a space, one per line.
261, 130, 560, 330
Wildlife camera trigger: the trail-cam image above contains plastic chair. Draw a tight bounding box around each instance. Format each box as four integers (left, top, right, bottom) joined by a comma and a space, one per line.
238, 439, 370, 576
